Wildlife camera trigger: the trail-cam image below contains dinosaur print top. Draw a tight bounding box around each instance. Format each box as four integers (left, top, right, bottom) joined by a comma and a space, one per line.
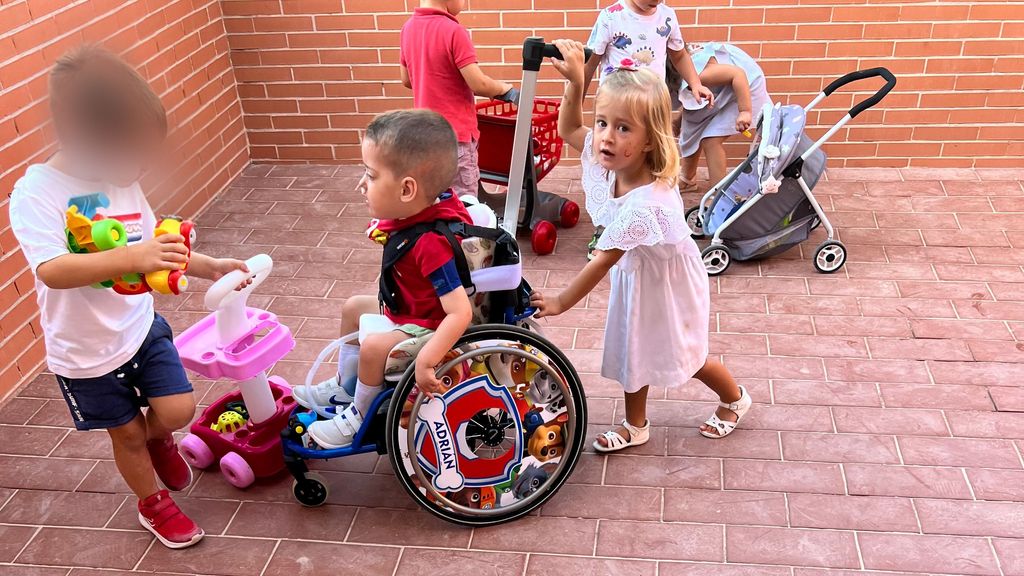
586, 1, 684, 85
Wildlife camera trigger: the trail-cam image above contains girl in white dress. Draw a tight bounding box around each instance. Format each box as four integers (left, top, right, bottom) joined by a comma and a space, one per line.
531, 40, 752, 451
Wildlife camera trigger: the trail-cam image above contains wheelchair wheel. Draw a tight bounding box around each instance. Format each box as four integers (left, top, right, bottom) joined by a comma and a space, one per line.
385, 324, 586, 526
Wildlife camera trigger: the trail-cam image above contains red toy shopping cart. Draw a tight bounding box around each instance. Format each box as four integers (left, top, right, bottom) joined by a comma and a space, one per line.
475, 44, 586, 255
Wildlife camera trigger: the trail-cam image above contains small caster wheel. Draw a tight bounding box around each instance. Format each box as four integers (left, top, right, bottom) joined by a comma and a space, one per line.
559, 200, 580, 229
293, 472, 329, 507
219, 452, 256, 488
179, 434, 214, 469
531, 220, 557, 255
814, 240, 847, 274
685, 206, 705, 239
701, 244, 732, 276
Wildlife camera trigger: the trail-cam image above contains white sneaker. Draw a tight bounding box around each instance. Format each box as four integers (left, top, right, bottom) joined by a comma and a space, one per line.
308, 405, 364, 449
293, 375, 353, 410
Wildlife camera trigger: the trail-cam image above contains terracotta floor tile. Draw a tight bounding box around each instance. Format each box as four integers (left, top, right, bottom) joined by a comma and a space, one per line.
858, 532, 1000, 575
398, 549, 526, 576
994, 538, 1024, 576
726, 525, 859, 569
897, 436, 1023, 469
723, 460, 845, 494
878, 383, 995, 411
833, 406, 949, 436
106, 495, 239, 535
596, 520, 724, 562
472, 516, 596, 555
347, 507, 471, 548
262, 540, 400, 576
966, 469, 1024, 502
660, 562, 791, 576
0, 456, 95, 492
772, 380, 881, 407
138, 535, 277, 576
845, 463, 973, 499
605, 455, 721, 490
663, 488, 787, 526
667, 429, 781, 460
915, 499, 1024, 538
0, 398, 46, 425
540, 483, 662, 521
0, 524, 37, 562
0, 425, 68, 457
527, 555, 655, 576
17, 527, 151, 569
0, 490, 123, 528
788, 493, 919, 532
782, 432, 900, 464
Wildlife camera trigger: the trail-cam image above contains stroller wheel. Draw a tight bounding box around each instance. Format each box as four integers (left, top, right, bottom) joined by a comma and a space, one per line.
685, 206, 705, 239
814, 240, 847, 274
701, 245, 732, 276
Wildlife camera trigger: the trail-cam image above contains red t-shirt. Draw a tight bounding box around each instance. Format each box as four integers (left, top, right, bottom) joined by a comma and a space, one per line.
375, 193, 472, 330
400, 8, 480, 143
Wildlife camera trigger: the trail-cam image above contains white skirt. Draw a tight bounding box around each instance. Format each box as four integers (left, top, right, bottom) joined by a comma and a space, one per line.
601, 238, 711, 393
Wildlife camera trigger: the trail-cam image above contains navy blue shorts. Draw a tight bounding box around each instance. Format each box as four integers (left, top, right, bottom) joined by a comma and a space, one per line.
55, 314, 193, 431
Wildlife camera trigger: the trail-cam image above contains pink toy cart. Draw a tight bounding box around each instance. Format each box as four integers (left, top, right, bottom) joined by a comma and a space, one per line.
174, 254, 297, 488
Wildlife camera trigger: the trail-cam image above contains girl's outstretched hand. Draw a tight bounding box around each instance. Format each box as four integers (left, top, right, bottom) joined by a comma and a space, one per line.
530, 290, 564, 318
549, 39, 586, 85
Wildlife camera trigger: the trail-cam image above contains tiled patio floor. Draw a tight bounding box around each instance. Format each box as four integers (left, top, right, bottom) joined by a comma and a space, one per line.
2, 164, 1024, 575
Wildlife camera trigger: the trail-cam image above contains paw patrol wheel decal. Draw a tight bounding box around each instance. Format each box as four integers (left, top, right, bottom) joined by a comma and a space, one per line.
399, 343, 577, 518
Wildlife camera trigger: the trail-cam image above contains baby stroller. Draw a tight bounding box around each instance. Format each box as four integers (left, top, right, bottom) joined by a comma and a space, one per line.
688, 68, 896, 275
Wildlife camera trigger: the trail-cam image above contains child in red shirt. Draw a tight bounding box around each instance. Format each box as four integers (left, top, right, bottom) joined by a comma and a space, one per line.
400, 0, 518, 199
307, 110, 475, 449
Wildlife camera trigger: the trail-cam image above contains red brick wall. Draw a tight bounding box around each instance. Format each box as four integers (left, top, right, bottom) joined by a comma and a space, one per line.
221, 0, 1024, 168
0, 0, 250, 400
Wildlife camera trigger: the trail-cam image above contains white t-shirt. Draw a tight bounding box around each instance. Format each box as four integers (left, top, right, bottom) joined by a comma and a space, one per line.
9, 164, 157, 379
587, 1, 685, 85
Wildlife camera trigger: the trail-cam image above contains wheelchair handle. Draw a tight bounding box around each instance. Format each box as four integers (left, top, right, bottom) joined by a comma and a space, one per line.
522, 37, 593, 72
822, 67, 897, 119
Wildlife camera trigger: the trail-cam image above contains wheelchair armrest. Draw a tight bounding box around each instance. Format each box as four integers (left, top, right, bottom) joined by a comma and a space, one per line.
470, 262, 523, 293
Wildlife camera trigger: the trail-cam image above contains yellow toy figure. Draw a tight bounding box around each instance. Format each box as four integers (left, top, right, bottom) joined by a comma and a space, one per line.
64, 206, 195, 295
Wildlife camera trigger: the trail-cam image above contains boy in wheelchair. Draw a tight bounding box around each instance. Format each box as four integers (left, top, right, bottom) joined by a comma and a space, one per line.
303, 109, 483, 449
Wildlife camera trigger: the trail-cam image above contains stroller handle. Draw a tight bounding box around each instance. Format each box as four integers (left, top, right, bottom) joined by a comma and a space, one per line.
522, 37, 593, 72
822, 68, 897, 119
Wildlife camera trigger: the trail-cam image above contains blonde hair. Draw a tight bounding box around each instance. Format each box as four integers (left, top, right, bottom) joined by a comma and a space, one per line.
49, 44, 167, 147
595, 68, 680, 186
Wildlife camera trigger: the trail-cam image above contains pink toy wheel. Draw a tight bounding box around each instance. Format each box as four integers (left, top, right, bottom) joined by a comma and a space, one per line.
179, 434, 214, 469
531, 220, 557, 255
559, 200, 580, 229
219, 451, 256, 488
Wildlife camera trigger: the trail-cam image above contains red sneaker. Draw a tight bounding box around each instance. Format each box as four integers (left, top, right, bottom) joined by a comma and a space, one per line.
147, 436, 193, 491
138, 490, 204, 549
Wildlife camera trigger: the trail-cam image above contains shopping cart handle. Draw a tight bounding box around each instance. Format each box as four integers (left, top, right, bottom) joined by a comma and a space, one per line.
522, 37, 593, 72
822, 68, 897, 119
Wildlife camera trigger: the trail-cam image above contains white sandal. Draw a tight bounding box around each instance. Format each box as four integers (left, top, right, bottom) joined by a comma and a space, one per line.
593, 419, 650, 453
700, 385, 752, 439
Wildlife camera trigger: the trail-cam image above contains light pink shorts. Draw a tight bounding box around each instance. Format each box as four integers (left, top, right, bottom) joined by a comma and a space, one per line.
453, 139, 480, 198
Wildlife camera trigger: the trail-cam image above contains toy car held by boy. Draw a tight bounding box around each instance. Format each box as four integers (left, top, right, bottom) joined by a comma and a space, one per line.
65, 205, 195, 295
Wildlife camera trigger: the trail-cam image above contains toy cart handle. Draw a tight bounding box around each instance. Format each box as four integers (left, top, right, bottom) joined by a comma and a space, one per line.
822, 67, 897, 118
522, 37, 593, 71
204, 253, 273, 313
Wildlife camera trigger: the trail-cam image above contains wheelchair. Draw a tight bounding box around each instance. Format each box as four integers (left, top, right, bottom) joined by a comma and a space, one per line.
280, 198, 588, 527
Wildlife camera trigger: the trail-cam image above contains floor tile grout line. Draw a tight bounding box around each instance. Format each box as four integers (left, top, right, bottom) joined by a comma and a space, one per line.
962, 468, 978, 502
853, 530, 865, 571
9, 526, 41, 565
0, 488, 16, 513
71, 460, 100, 493
342, 506, 359, 543
131, 537, 157, 571
258, 539, 282, 576
909, 497, 924, 535
220, 500, 245, 537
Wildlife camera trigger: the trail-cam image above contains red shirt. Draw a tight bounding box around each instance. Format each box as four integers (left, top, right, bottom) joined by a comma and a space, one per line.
400, 8, 480, 143
375, 193, 472, 329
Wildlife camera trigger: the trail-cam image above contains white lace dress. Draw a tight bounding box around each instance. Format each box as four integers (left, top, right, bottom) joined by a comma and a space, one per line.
582, 132, 711, 393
